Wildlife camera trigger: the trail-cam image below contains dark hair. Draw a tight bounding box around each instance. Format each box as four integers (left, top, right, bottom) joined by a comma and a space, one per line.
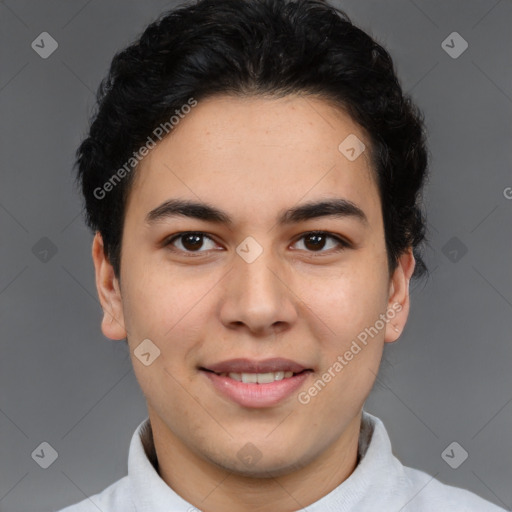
75, 0, 430, 281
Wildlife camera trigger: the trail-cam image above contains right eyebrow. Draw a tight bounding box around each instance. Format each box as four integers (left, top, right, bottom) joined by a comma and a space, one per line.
146, 199, 233, 226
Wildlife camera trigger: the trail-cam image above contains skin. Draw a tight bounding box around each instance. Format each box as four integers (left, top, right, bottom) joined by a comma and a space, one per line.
92, 94, 415, 512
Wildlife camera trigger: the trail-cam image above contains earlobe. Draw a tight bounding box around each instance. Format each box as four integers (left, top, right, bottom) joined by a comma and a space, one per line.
91, 232, 127, 341
384, 248, 415, 343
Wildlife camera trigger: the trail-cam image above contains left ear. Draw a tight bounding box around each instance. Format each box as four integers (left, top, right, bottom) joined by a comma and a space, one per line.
384, 247, 416, 343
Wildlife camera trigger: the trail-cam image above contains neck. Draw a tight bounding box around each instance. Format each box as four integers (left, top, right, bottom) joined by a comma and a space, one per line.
147, 409, 363, 512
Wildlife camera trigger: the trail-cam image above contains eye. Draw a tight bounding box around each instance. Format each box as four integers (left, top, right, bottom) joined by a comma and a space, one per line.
164, 232, 220, 255
291, 231, 350, 254
164, 230, 351, 257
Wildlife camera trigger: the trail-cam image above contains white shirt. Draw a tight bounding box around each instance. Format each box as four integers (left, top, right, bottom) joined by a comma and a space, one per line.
57, 410, 507, 511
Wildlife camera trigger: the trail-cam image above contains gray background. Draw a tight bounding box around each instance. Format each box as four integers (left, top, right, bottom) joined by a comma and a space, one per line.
1, 1, 511, 511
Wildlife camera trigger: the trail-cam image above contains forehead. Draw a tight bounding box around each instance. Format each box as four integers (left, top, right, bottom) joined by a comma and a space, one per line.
126, 94, 380, 229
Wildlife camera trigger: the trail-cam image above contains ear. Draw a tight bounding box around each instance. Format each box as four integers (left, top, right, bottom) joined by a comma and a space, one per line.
91, 232, 127, 341
384, 247, 416, 343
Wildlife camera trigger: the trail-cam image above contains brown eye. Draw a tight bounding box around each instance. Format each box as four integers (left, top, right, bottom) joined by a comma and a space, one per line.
165, 232, 218, 254
304, 233, 327, 251
293, 231, 350, 253
180, 233, 204, 251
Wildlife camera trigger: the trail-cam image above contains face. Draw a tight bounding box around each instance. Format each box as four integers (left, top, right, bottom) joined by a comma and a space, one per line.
93, 94, 415, 478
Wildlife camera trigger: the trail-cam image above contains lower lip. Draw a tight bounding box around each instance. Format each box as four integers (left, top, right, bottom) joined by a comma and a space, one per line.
202, 370, 311, 408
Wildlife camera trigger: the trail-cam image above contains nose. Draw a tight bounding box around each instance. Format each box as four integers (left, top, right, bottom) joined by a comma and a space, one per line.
219, 245, 298, 336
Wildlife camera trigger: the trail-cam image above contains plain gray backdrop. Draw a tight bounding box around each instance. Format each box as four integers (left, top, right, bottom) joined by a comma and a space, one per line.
1, 1, 511, 511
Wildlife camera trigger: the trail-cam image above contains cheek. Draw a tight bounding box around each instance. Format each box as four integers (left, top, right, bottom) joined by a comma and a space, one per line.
122, 262, 191, 330
122, 267, 212, 368
295, 265, 389, 404
298, 266, 387, 340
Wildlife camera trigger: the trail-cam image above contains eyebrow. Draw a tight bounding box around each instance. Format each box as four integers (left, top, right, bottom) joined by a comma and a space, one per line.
145, 198, 369, 227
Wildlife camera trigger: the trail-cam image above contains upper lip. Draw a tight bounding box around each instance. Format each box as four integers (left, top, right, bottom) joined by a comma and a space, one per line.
202, 358, 310, 374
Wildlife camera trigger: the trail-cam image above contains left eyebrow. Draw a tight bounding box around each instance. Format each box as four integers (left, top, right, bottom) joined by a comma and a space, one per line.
278, 198, 369, 227
145, 198, 369, 227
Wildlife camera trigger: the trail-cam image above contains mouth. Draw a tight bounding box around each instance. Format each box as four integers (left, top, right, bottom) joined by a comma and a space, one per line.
199, 358, 313, 408
200, 368, 311, 384
201, 357, 312, 375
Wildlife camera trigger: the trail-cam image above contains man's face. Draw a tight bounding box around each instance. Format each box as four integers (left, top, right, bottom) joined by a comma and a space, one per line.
94, 94, 413, 477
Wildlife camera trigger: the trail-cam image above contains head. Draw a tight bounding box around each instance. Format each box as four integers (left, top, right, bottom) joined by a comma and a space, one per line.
78, 0, 429, 482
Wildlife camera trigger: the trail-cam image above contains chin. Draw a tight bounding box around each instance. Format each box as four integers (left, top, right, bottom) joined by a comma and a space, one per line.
207, 447, 313, 479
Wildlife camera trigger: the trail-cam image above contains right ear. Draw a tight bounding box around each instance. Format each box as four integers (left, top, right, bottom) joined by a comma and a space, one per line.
91, 232, 127, 340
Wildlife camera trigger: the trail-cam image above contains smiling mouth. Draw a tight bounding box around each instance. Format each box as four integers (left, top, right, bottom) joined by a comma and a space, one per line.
200, 368, 311, 384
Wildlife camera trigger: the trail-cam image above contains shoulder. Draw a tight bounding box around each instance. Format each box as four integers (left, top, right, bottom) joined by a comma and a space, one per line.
401, 465, 508, 512
361, 411, 507, 512
54, 476, 132, 512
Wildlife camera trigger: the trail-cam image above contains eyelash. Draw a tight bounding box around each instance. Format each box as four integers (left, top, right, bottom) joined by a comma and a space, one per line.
163, 231, 351, 257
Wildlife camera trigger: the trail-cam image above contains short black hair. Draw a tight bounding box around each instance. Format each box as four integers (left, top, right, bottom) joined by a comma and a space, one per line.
75, 0, 430, 281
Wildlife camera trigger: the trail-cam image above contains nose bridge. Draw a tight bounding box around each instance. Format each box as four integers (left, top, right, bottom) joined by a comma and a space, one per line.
238, 251, 280, 298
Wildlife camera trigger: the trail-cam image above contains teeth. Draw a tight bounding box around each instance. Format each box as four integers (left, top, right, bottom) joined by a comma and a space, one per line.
242, 373, 258, 384
218, 371, 296, 383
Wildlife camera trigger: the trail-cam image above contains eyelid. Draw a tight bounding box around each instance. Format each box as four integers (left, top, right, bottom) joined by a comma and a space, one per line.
164, 230, 351, 255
